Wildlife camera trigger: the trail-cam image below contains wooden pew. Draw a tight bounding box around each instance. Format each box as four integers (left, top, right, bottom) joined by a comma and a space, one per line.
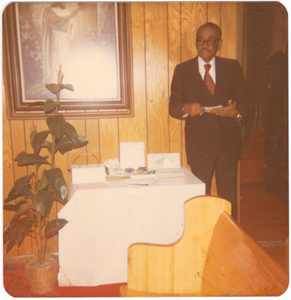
120, 196, 288, 296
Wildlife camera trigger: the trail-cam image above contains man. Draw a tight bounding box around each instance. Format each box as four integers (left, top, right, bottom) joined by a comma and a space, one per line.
169, 22, 253, 219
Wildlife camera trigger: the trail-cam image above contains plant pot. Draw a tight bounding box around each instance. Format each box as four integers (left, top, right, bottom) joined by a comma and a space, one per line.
25, 254, 59, 294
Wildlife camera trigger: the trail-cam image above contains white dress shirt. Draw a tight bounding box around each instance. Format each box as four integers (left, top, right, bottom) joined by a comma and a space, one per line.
198, 56, 216, 83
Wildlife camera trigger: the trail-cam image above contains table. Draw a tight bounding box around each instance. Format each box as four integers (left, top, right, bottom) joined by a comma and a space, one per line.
58, 168, 205, 286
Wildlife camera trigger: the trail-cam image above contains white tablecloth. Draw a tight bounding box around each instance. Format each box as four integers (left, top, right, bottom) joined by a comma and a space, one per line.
58, 168, 205, 286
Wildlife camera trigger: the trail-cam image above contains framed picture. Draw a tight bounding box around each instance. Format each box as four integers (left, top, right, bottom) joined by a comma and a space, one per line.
3, 2, 133, 119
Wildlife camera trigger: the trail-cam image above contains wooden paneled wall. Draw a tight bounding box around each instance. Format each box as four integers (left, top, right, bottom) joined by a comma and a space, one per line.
3, 2, 245, 257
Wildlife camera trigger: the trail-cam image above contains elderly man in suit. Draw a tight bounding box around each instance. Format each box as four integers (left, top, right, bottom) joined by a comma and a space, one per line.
169, 22, 253, 220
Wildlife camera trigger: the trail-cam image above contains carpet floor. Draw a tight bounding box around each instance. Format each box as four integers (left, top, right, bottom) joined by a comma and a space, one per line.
240, 184, 289, 271
3, 267, 125, 297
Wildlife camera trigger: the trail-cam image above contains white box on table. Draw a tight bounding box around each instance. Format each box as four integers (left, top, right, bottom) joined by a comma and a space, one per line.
147, 153, 181, 169
120, 142, 145, 169
71, 164, 106, 184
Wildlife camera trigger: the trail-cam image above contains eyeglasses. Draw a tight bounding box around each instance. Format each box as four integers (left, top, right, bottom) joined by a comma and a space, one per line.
196, 38, 220, 46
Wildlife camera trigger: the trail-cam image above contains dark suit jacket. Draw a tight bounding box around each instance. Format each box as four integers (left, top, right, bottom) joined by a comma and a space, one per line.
169, 56, 252, 183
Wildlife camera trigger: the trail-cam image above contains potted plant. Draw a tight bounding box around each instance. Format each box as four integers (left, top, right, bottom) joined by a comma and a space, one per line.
3, 68, 88, 294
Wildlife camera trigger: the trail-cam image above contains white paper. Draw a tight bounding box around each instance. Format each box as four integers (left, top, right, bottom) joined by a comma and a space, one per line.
120, 142, 145, 169
122, 179, 154, 187
130, 173, 156, 180
204, 104, 223, 111
156, 170, 185, 178
147, 153, 181, 169
156, 170, 186, 185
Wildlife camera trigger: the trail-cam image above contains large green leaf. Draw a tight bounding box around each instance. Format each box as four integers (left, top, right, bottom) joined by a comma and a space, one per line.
46, 82, 74, 95
15, 152, 50, 166
57, 135, 88, 155
10, 203, 34, 221
4, 189, 24, 203
29, 101, 45, 107
32, 130, 49, 154
35, 191, 54, 216
76, 136, 88, 147
44, 219, 68, 239
15, 151, 29, 161
3, 200, 32, 212
44, 168, 68, 204
55, 136, 74, 153
3, 204, 17, 212
21, 187, 35, 201
42, 140, 53, 154
4, 217, 35, 253
45, 83, 59, 95
64, 122, 78, 145
60, 84, 74, 91
37, 169, 48, 192
43, 99, 59, 113
13, 174, 31, 193
46, 114, 65, 139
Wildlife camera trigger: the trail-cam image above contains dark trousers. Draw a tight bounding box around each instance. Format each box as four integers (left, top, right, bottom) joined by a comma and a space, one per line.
191, 154, 238, 220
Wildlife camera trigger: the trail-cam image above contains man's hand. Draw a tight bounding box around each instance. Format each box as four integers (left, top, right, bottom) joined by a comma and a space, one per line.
207, 100, 239, 118
183, 103, 206, 117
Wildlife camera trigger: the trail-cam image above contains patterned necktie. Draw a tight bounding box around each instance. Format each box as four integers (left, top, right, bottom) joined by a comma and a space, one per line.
204, 64, 215, 95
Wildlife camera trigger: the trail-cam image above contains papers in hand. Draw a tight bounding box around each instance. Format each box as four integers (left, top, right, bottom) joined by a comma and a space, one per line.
184, 104, 223, 118
204, 104, 223, 111
199, 104, 223, 116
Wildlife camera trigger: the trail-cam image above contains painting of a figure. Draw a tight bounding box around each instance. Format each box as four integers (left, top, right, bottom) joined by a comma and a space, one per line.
16, 2, 120, 101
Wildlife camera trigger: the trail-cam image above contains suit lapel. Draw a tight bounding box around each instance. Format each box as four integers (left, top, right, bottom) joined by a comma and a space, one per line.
190, 57, 206, 93
193, 57, 204, 84
184, 57, 205, 96
188, 57, 202, 81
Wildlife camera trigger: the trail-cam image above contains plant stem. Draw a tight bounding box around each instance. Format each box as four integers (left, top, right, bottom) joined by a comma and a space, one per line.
32, 218, 39, 261
34, 164, 38, 186
51, 136, 55, 169
51, 84, 60, 169
37, 212, 44, 264
55, 81, 60, 115
43, 217, 48, 257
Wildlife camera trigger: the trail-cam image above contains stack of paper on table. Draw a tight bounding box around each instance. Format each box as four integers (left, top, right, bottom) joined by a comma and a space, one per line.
130, 172, 156, 180
156, 169, 186, 186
